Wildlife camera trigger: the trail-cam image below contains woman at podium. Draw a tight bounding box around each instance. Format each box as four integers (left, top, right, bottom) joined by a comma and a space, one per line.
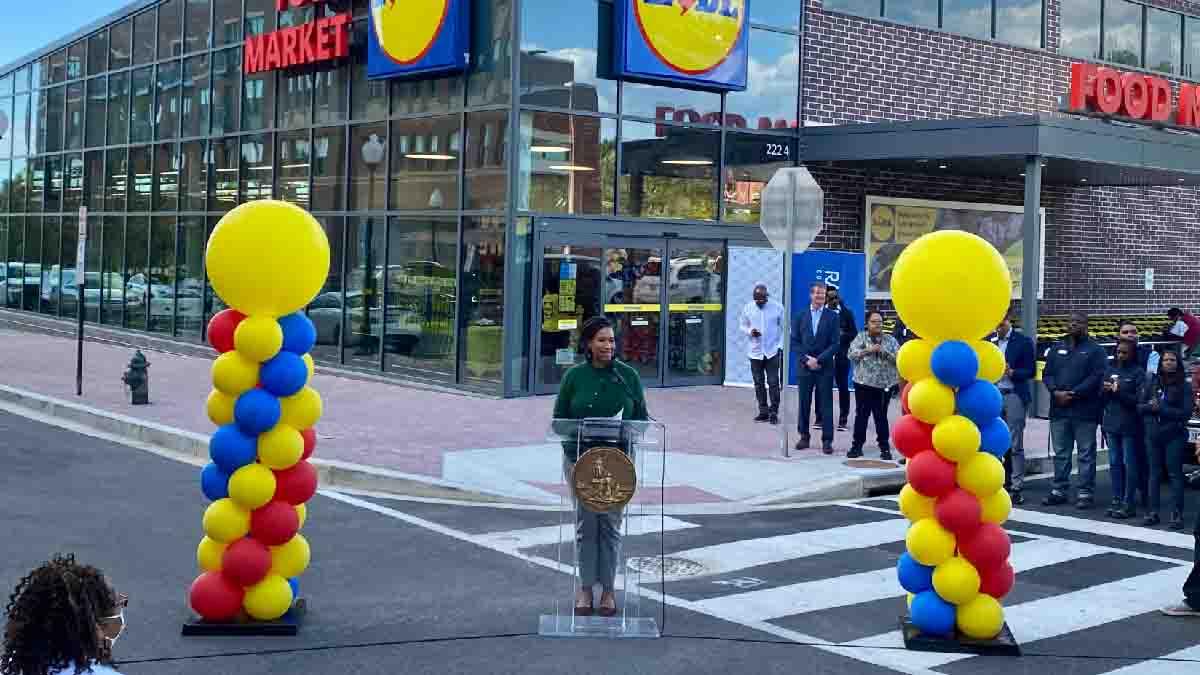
552, 316, 649, 617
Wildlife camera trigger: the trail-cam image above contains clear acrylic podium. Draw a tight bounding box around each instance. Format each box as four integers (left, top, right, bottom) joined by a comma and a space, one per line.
538, 418, 665, 639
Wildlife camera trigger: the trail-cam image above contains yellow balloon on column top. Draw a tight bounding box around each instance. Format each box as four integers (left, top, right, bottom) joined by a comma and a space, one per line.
908, 378, 956, 425
897, 339, 935, 383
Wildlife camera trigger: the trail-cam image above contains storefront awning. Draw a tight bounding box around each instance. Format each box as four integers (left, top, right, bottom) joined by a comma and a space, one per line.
802, 114, 1200, 186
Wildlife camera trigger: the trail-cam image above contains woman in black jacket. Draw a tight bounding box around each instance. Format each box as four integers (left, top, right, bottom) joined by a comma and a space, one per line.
1138, 350, 1193, 529
1104, 339, 1145, 519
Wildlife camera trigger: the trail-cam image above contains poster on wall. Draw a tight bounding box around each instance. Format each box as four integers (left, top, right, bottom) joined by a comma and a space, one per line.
865, 196, 1044, 300
788, 251, 865, 386
723, 246, 784, 387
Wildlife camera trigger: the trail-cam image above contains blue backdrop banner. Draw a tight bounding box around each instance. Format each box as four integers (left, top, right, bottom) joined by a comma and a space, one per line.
788, 251, 866, 385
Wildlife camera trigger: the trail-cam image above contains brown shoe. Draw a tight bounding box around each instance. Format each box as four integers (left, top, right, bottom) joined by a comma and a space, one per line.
598, 591, 618, 617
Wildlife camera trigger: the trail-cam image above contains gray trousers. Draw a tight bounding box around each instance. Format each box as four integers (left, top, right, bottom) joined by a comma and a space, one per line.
564, 457, 623, 591
1051, 417, 1099, 497
1001, 393, 1027, 491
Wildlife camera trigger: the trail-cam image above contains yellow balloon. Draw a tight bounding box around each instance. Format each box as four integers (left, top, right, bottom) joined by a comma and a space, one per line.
933, 416, 982, 463
197, 536, 227, 572
956, 452, 1006, 498
303, 353, 315, 383
258, 424, 304, 470
956, 593, 1005, 639
269, 534, 311, 579
235, 315, 284, 363
899, 484, 936, 522
905, 518, 957, 567
202, 498, 251, 543
897, 339, 935, 383
909, 378, 956, 425
295, 503, 308, 529
973, 341, 1006, 384
980, 488, 1013, 524
891, 230, 1011, 343
933, 556, 982, 605
228, 463, 278, 510
280, 387, 323, 430
211, 351, 259, 396
243, 574, 294, 621
206, 200, 331, 318
206, 390, 236, 426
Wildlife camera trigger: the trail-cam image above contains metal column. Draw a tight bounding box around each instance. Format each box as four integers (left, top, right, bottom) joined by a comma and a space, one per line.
1021, 155, 1042, 342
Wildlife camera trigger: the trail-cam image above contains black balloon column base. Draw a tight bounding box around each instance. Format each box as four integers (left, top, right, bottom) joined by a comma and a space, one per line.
182, 599, 307, 636
900, 616, 1021, 656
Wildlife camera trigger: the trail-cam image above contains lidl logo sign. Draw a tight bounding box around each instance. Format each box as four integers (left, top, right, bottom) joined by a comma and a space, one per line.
367, 0, 469, 80
615, 0, 749, 91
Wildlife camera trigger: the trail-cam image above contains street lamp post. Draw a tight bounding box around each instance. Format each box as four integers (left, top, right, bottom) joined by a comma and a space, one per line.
357, 135, 385, 356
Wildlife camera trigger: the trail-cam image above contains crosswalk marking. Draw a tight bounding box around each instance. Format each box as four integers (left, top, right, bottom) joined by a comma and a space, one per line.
1103, 645, 1200, 673
475, 515, 699, 550
1008, 508, 1195, 549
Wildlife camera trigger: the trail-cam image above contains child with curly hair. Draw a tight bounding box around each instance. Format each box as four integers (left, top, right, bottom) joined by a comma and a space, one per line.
2, 554, 127, 675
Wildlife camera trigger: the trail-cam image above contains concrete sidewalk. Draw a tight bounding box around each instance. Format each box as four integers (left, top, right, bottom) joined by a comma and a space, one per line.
0, 319, 1059, 506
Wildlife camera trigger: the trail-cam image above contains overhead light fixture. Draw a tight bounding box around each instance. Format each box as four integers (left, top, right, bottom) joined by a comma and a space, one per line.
1019, 172, 1026, 176
661, 159, 713, 166
1080, 178, 1088, 182
938, 164, 948, 169
549, 164, 595, 172
405, 153, 456, 160
916, 159, 929, 164
530, 145, 571, 153
1179, 178, 1186, 182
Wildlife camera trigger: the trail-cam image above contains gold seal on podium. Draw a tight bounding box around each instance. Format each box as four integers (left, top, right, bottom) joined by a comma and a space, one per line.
572, 447, 636, 512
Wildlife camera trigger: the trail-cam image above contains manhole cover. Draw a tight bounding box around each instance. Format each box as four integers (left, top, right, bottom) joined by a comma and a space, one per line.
846, 459, 899, 469
626, 556, 706, 578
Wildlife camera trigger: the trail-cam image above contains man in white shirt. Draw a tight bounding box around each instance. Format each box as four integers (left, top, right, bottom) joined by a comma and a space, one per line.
740, 283, 785, 424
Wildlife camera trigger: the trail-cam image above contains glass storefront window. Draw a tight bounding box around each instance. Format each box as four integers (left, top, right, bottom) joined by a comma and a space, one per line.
182, 55, 211, 138
63, 154, 84, 213
67, 42, 86, 81
725, 29, 798, 131
824, 0, 880, 17
1147, 8, 1182, 74
621, 82, 719, 128
88, 31, 109, 77
460, 216, 505, 387
65, 83, 85, 150
214, 0, 242, 47
342, 215, 385, 368
280, 3, 315, 27
157, 61, 182, 140
11, 95, 29, 157
160, 0, 184, 59
0, 98, 12, 158
178, 216, 206, 339
390, 116, 461, 211
49, 51, 67, 85
519, 0, 616, 114
23, 218, 41, 311
751, 0, 800, 28
181, 140, 206, 211
1061, 0, 1101, 60
464, 110, 507, 210
10, 160, 27, 213
1104, 0, 1143, 66
83, 216, 102, 322
723, 133, 792, 223
101, 216, 124, 325
130, 67, 154, 143
1187, 17, 1200, 80
45, 156, 62, 213
307, 216, 344, 364
996, 0, 1042, 47
133, 11, 157, 66
392, 77, 463, 116
0, 161, 8, 212
312, 125, 346, 211
350, 48, 388, 121
110, 20, 133, 71
349, 123, 387, 210
212, 49, 241, 135
314, 66, 348, 124
468, 0, 513, 106
0, 76, 10, 99
278, 130, 311, 209
29, 89, 43, 157
86, 78, 107, 148
185, 0, 213, 54
105, 149, 128, 212
59, 216, 77, 318
85, 151, 104, 209
245, 0, 278, 36
619, 121, 717, 221
887, 0, 937, 27
107, 73, 130, 146
385, 216, 458, 381
517, 111, 614, 215
45, 87, 64, 154
155, 143, 181, 211
943, 0, 991, 39
5, 217, 21, 310
28, 159, 44, 213
240, 133, 273, 202
242, 69, 275, 132
204, 217, 228, 318
15, 66, 31, 94
40, 217, 60, 316
124, 216, 149, 329
149, 216, 176, 335
129, 146, 153, 211
278, 71, 313, 129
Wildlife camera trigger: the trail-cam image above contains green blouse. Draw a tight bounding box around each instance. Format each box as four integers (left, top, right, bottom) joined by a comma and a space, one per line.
552, 360, 649, 422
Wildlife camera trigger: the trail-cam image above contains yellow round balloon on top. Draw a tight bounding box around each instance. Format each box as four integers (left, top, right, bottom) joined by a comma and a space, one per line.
973, 340, 1007, 384
890, 230, 1011, 343
205, 201, 330, 318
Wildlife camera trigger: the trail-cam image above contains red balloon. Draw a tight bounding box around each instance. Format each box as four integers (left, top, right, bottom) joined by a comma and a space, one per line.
935, 488, 983, 535
959, 523, 1012, 571
221, 537, 272, 587
906, 451, 957, 497
189, 571, 244, 622
979, 561, 1015, 599
301, 428, 317, 461
901, 382, 914, 415
891, 414, 934, 459
250, 500, 300, 546
275, 461, 318, 505
207, 309, 246, 354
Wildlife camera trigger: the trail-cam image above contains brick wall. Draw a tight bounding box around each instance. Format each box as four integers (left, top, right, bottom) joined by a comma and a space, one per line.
804, 0, 1200, 317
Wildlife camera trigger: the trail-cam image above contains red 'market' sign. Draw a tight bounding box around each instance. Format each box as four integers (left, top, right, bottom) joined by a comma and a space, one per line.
1068, 63, 1200, 128
243, 0, 351, 74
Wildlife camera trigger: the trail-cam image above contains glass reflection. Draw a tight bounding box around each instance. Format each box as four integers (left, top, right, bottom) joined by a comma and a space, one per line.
124, 217, 149, 329
211, 48, 241, 135
11, 95, 29, 157
58, 216, 78, 318
460, 216, 505, 387
155, 144, 181, 211
130, 67, 154, 143
343, 216, 385, 368
391, 76, 463, 115
88, 32, 109, 76
723, 133, 793, 223
101, 216, 124, 325
6, 217, 23, 309
1060, 0, 1101, 60
279, 71, 313, 129
519, 0, 615, 114
210, 137, 239, 213
85, 151, 104, 210
1147, 8, 1182, 74
307, 216, 344, 364
157, 61, 182, 140
129, 146, 152, 211
110, 20, 132, 70
390, 116, 460, 211
133, 11, 156, 66
39, 217, 59, 316
149, 216, 177, 335
350, 123, 387, 210
278, 130, 311, 209
386, 217, 458, 381
468, 0, 513, 106
45, 87, 64, 153
619, 121, 717, 221
86, 78, 107, 148
725, 29, 799, 131
65, 83, 84, 150
887, 0, 937, 27
28, 159, 44, 213
1187, 17, 1200, 80
105, 148, 128, 212
178, 217, 206, 340
181, 140, 206, 211
996, 0, 1042, 47
242, 69, 276, 131
464, 110, 507, 210
159, 0, 184, 59
621, 82, 719, 127
185, 0, 212, 54
1104, 0, 1143, 66
240, 133, 273, 202
517, 111, 615, 215
312, 126, 346, 211
44, 156, 62, 213
182, 55, 211, 139
314, 66, 349, 124
108, 72, 130, 146
943, 0, 991, 38
63, 155, 84, 213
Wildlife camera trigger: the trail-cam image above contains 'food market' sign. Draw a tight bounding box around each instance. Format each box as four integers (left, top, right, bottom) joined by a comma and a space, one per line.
1068, 63, 1200, 127
243, 0, 352, 75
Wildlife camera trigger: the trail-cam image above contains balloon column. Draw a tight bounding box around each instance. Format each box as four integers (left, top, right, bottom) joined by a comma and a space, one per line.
189, 201, 330, 624
890, 230, 1015, 641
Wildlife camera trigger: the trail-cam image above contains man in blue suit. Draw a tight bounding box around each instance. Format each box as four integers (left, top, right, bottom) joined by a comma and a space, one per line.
990, 310, 1036, 504
792, 281, 841, 453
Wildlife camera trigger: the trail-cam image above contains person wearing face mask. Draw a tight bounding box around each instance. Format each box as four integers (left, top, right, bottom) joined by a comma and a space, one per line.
1137, 350, 1193, 529
1, 554, 127, 675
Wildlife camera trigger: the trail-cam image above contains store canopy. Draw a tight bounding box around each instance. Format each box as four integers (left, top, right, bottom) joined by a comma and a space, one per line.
802, 114, 1200, 186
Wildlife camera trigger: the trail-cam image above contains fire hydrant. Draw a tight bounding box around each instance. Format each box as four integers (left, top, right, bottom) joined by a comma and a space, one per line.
122, 350, 150, 405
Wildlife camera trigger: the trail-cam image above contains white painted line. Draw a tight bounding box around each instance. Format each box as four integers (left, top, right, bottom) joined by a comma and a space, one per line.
476, 516, 700, 550
1008, 508, 1195, 549
1103, 645, 1200, 673
692, 537, 1109, 623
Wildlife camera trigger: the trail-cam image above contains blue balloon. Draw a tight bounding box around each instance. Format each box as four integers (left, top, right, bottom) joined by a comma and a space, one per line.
200, 463, 231, 501
911, 590, 956, 636
279, 313, 317, 355
980, 416, 1011, 458
931, 340, 979, 389
260, 352, 308, 398
234, 389, 281, 436
897, 552, 935, 594
288, 578, 300, 598
956, 379, 1003, 425
209, 424, 258, 473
